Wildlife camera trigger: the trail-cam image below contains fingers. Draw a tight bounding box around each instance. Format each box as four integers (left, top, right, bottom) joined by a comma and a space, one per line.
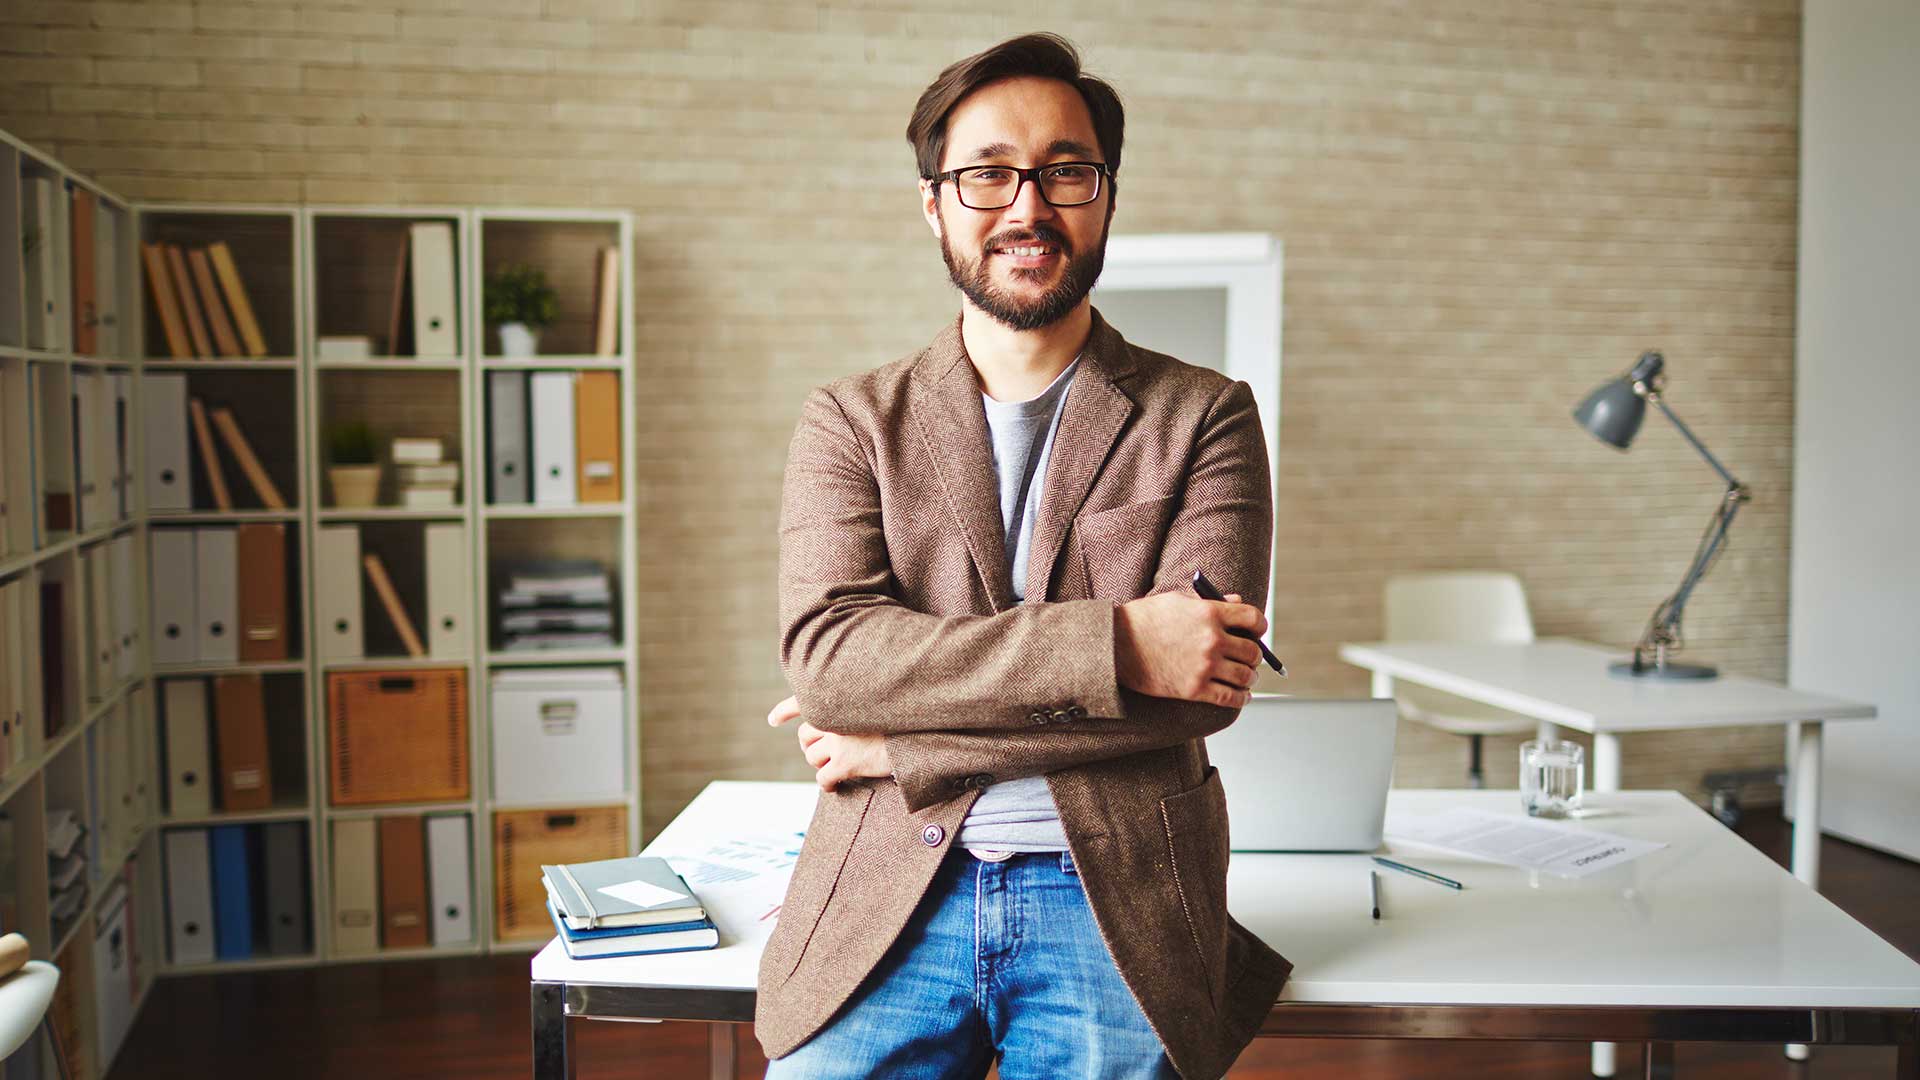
1210, 655, 1256, 692
767, 695, 801, 727
1215, 600, 1268, 639
1209, 681, 1253, 709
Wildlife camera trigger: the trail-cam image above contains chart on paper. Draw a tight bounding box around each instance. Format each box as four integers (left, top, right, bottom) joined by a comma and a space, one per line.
1385, 808, 1665, 878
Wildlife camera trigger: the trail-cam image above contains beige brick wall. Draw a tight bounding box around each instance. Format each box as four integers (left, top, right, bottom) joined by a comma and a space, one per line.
0, 0, 1805, 836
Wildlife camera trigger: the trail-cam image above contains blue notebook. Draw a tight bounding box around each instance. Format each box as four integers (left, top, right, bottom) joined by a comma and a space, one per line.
546, 900, 718, 959
210, 825, 254, 960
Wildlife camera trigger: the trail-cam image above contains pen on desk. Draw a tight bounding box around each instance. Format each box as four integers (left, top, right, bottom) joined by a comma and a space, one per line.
1372, 855, 1464, 891
1370, 869, 1381, 920
1190, 571, 1287, 677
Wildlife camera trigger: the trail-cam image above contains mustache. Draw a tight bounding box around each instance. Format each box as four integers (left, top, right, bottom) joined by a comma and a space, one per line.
984, 225, 1071, 255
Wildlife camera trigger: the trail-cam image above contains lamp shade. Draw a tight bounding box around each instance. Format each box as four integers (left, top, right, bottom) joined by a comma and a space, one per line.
1573, 349, 1665, 449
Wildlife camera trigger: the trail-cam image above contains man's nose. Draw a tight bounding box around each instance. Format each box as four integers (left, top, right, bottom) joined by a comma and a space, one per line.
1001, 174, 1057, 226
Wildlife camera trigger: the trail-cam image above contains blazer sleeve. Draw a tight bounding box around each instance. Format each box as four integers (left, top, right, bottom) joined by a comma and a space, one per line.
882, 378, 1274, 812
779, 386, 1128, 735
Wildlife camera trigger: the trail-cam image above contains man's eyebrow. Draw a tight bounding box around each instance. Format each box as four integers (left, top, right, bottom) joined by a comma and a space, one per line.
959, 138, 1100, 164
963, 141, 1017, 163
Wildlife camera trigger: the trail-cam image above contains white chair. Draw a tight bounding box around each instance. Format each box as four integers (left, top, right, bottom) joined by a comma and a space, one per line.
0, 959, 65, 1080
1384, 571, 1539, 788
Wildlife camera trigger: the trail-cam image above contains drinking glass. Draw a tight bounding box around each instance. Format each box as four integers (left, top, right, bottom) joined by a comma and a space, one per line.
1519, 739, 1585, 818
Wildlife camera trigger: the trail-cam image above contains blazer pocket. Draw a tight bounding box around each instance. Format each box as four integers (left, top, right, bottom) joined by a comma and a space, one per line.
766, 785, 875, 985
1075, 495, 1178, 600
1158, 766, 1231, 1007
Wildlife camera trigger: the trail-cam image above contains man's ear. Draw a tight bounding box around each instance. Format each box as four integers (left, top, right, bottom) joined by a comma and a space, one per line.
920, 179, 943, 239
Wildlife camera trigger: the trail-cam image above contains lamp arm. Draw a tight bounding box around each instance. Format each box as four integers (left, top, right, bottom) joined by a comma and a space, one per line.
1649, 395, 1742, 490
1631, 396, 1751, 670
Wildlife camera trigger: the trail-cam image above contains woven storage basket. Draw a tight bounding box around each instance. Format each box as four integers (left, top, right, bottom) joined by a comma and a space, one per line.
328, 667, 469, 806
493, 805, 628, 941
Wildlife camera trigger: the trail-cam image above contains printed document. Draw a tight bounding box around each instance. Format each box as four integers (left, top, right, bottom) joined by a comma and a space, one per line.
1386, 808, 1666, 878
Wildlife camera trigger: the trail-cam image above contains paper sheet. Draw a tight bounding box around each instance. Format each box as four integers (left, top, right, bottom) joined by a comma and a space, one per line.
597, 878, 685, 909
1386, 808, 1666, 878
654, 832, 807, 946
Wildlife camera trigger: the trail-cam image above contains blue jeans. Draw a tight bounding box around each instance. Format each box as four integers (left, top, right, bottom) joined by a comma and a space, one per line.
764, 848, 1178, 1080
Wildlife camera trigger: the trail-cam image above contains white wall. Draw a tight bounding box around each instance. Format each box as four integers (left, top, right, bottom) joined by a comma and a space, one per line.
1791, 0, 1920, 861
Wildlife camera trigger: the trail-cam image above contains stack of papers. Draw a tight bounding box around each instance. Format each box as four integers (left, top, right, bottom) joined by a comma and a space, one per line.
1385, 808, 1667, 879
541, 855, 717, 959
499, 561, 617, 652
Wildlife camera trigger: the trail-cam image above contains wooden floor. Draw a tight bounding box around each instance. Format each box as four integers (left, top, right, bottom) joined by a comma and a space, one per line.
109, 808, 1919, 1079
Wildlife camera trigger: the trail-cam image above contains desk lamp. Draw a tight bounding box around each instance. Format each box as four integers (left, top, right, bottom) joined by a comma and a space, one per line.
1573, 350, 1751, 679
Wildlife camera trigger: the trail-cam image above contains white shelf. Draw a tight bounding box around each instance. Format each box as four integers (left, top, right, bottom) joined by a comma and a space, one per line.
315, 359, 464, 371
319, 655, 471, 672
159, 806, 315, 828
483, 502, 629, 519
153, 659, 306, 677
143, 358, 301, 370
480, 356, 627, 369
485, 648, 626, 666
324, 800, 478, 820
316, 506, 466, 521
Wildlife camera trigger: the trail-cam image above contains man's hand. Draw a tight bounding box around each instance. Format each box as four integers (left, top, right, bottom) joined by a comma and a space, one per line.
767, 695, 893, 791
1114, 591, 1266, 708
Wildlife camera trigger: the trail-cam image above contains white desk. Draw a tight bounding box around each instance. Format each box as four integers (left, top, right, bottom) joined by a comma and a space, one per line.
531, 782, 1920, 1079
1338, 637, 1878, 891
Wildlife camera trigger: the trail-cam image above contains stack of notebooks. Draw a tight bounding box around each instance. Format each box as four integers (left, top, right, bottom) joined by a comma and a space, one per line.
46, 808, 88, 944
541, 855, 717, 959
498, 560, 615, 651
393, 437, 458, 508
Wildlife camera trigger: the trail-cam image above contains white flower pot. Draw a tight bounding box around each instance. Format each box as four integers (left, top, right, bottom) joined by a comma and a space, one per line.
498, 322, 540, 357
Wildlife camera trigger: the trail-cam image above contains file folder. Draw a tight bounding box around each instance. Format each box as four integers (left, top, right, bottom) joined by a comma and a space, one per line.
0, 578, 17, 778
330, 818, 379, 956
110, 534, 139, 682
100, 702, 131, 860
327, 667, 469, 806
195, 527, 238, 663
1, 578, 32, 775
163, 677, 213, 819
73, 371, 109, 529
111, 373, 131, 519
84, 544, 114, 699
91, 883, 134, 1063
378, 815, 430, 949
96, 210, 121, 361
210, 824, 254, 960
262, 821, 310, 956
149, 528, 198, 665
142, 373, 193, 512
236, 523, 288, 661
23, 176, 60, 350
425, 814, 473, 946
315, 525, 364, 661
213, 673, 273, 812
70, 188, 97, 355
164, 828, 216, 965
408, 221, 458, 357
424, 522, 471, 659
574, 371, 621, 504
530, 371, 577, 505
487, 371, 529, 504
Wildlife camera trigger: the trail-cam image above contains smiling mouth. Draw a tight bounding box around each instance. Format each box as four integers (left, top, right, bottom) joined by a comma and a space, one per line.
993, 244, 1056, 257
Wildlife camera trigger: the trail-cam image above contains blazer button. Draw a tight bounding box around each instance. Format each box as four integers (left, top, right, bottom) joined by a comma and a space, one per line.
921, 824, 945, 847
1029, 711, 1048, 725
966, 773, 994, 789
1050, 709, 1069, 723
1068, 706, 1087, 719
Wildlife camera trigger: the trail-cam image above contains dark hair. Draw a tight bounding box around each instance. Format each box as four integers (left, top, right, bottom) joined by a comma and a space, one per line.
907, 33, 1124, 183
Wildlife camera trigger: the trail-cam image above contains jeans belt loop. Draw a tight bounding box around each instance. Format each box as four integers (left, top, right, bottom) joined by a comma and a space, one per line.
967, 847, 1015, 862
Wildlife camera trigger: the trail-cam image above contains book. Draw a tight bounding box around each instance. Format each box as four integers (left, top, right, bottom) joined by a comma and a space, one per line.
498, 588, 613, 609
399, 463, 459, 486
208, 242, 268, 357
501, 609, 614, 633
397, 486, 456, 509
187, 398, 234, 511
210, 407, 288, 509
165, 244, 212, 357
188, 248, 243, 357
317, 335, 372, 360
541, 855, 703, 929
141, 243, 191, 359
390, 438, 443, 465
362, 553, 426, 659
593, 246, 620, 356
545, 900, 717, 959
384, 230, 410, 356
502, 631, 616, 651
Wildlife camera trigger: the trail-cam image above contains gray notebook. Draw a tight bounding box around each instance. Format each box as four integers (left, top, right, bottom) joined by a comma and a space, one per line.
541, 855, 705, 930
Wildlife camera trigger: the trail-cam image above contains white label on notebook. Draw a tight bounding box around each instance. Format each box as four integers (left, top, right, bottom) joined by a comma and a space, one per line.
598, 878, 684, 909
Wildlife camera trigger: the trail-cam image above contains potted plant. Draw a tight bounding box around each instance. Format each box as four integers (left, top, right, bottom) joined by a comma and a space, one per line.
484, 263, 558, 357
326, 419, 381, 507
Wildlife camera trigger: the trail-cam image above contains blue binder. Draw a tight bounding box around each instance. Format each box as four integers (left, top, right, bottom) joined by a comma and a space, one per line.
210, 825, 254, 960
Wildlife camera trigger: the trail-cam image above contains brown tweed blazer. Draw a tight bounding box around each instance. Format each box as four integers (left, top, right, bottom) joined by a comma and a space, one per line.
757, 310, 1291, 1080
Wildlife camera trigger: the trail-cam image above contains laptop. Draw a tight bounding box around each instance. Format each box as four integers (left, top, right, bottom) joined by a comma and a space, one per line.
1205, 695, 1398, 852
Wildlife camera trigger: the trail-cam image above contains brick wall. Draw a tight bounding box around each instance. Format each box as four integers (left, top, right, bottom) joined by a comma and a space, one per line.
0, 0, 1804, 835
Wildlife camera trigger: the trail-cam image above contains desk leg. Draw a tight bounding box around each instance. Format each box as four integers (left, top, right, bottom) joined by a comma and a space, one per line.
532, 981, 575, 1080
1643, 1041, 1674, 1080
709, 1023, 737, 1080
1593, 733, 1622, 793
1592, 1041, 1616, 1077
1790, 721, 1824, 891
1371, 671, 1394, 700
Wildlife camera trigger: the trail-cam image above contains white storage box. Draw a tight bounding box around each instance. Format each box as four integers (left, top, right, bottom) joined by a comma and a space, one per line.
490, 667, 626, 804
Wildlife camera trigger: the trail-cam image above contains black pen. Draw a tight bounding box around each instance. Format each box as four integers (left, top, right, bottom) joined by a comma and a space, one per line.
1370, 869, 1381, 920
1191, 570, 1286, 676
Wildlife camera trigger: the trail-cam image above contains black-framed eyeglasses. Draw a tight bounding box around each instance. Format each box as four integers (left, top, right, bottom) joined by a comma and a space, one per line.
929, 161, 1110, 210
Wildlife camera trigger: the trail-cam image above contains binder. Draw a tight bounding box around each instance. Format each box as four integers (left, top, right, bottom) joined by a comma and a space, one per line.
425, 814, 473, 945
208, 242, 268, 357
0, 402, 9, 559
211, 407, 288, 509
23, 177, 60, 350
91, 884, 134, 1062
4, 578, 36, 772
529, 371, 577, 505
142, 374, 193, 512
593, 246, 620, 356
88, 370, 115, 526
112, 373, 131, 519
194, 527, 238, 663
149, 528, 198, 665
84, 543, 114, 698
235, 523, 288, 661
314, 525, 363, 661
164, 828, 216, 965
209, 824, 254, 960
574, 371, 621, 503
163, 677, 213, 818
383, 230, 410, 356
408, 221, 457, 357
100, 700, 132, 856
362, 553, 425, 659
38, 580, 67, 738
424, 522, 471, 658
189, 248, 242, 358
487, 371, 529, 504
96, 207, 121, 360
330, 818, 379, 956
0, 579, 16, 778
378, 815, 430, 949
71, 188, 97, 356
187, 397, 232, 511
213, 673, 273, 812
73, 371, 107, 529
141, 242, 191, 359
262, 821, 310, 956
493, 806, 628, 942
165, 244, 211, 357
490, 668, 626, 805
327, 667, 469, 806
111, 533, 139, 682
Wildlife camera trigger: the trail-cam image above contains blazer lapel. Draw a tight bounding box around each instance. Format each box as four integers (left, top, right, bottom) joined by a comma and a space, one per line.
909, 321, 1017, 614
1026, 312, 1137, 601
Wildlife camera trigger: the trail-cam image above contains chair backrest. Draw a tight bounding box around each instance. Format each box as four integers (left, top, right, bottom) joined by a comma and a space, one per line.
1384, 571, 1535, 643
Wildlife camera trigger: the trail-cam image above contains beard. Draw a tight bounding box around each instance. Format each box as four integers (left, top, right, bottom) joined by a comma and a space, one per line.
939, 215, 1109, 332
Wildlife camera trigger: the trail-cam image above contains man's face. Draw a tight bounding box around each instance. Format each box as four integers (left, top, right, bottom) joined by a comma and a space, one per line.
920, 76, 1115, 332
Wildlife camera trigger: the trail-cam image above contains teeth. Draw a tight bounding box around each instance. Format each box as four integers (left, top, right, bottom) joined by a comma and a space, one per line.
1001, 246, 1051, 257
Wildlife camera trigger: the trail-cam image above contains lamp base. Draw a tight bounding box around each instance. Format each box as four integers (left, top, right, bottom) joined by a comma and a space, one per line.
1608, 659, 1719, 680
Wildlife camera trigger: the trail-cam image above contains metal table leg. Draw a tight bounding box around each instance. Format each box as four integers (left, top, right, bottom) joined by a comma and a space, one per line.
533, 981, 575, 1080
1643, 1041, 1673, 1079
1592, 732, 1624, 1077
1784, 720, 1828, 1062
709, 1023, 738, 1080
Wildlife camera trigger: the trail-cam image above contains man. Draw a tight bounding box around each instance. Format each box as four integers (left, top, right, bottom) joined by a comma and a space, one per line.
759, 33, 1290, 1080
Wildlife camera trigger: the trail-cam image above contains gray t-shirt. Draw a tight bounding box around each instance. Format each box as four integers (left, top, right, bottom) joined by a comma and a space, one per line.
954, 358, 1080, 853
